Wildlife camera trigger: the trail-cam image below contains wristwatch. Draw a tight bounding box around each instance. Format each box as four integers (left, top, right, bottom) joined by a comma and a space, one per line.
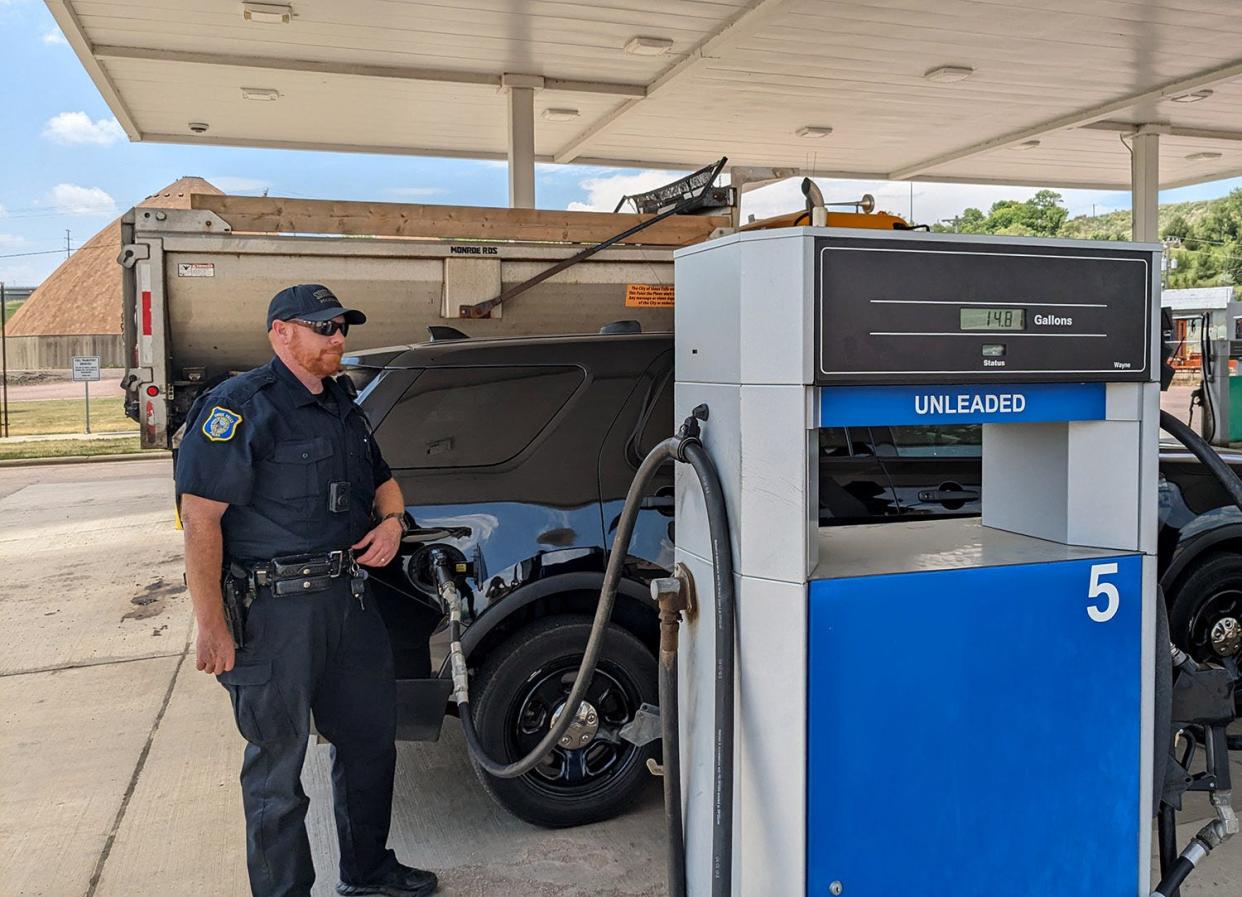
381, 511, 411, 536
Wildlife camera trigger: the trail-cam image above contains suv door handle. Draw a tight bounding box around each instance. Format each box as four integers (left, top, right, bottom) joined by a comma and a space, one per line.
917, 487, 980, 504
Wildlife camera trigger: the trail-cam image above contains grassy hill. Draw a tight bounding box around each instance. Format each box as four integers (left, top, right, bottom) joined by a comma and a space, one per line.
935, 188, 1242, 294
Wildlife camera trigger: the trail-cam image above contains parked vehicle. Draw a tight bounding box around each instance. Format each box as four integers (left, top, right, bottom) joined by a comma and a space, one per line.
351, 329, 1242, 828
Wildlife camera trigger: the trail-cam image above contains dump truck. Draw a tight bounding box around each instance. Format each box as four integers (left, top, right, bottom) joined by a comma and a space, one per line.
119, 181, 910, 448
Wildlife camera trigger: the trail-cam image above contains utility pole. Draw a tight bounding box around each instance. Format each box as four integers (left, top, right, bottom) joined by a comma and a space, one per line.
940, 215, 963, 232
65, 229, 72, 259
1, 281, 8, 439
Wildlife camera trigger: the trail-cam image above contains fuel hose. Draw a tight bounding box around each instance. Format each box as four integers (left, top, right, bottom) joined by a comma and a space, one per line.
431, 407, 736, 897
435, 436, 679, 779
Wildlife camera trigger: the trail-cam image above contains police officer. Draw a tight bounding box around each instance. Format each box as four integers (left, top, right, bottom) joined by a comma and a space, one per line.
176, 284, 438, 897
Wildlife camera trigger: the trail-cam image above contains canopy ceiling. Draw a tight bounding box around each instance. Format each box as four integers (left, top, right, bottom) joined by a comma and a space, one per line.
48, 0, 1242, 190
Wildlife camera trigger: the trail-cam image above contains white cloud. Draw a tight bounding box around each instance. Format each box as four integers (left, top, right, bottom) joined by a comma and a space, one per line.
42, 112, 125, 146
42, 28, 67, 44
49, 184, 117, 216
207, 176, 271, 194
566, 170, 685, 212
386, 186, 448, 198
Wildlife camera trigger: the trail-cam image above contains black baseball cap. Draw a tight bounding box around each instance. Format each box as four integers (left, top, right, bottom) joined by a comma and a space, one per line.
266, 284, 367, 331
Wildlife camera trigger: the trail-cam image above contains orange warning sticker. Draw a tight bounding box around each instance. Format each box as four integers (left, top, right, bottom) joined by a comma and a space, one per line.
625, 284, 675, 308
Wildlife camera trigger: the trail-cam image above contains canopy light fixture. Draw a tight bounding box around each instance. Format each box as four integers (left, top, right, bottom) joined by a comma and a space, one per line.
1185, 151, 1223, 161
188, 121, 210, 134
541, 108, 580, 122
241, 87, 281, 101
796, 126, 833, 139
1014, 139, 1042, 151
923, 65, 974, 83
242, 2, 292, 24
1170, 88, 1213, 103
625, 36, 674, 56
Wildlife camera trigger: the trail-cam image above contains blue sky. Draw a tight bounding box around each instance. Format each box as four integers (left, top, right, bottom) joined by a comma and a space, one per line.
2, 0, 1240, 289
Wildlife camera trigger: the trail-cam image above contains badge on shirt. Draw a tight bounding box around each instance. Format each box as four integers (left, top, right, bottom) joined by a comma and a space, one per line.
202, 406, 243, 442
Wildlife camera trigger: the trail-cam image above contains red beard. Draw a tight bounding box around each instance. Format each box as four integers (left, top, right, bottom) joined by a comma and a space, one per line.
292, 340, 343, 378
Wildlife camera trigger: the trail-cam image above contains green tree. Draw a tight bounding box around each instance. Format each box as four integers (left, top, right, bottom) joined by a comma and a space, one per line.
1195, 249, 1221, 284
983, 199, 1025, 233
1024, 189, 1069, 236
1162, 214, 1191, 242
1222, 239, 1242, 286
957, 207, 988, 233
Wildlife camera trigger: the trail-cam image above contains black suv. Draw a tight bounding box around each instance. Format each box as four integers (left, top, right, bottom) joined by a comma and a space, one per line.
350, 330, 1242, 828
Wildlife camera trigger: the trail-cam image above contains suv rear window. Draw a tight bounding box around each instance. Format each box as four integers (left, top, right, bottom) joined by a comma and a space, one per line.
380, 365, 584, 468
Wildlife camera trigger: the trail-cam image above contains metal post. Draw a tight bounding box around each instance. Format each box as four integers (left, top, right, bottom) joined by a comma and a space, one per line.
84, 379, 91, 434
502, 74, 541, 209
1131, 128, 1160, 242
1, 281, 8, 439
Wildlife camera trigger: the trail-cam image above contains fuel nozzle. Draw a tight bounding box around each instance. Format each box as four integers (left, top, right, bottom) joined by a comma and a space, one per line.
429, 548, 472, 706
675, 404, 710, 460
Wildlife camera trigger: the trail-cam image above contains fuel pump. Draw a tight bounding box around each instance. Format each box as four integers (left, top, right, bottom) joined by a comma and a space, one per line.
673, 228, 1164, 896
1191, 301, 1242, 445
424, 226, 1238, 897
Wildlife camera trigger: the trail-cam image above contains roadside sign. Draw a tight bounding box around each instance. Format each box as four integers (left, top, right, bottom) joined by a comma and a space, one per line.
72, 356, 101, 381
71, 356, 101, 434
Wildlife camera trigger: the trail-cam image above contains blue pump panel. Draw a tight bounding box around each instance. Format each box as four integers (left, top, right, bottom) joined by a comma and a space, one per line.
819, 382, 1106, 427
807, 555, 1143, 897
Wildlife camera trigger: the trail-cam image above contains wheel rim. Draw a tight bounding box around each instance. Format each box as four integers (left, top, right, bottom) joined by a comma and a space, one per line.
1186, 587, 1242, 661
505, 658, 644, 800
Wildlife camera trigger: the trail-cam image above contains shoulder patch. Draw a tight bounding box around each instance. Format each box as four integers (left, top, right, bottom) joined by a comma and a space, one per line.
202, 406, 243, 442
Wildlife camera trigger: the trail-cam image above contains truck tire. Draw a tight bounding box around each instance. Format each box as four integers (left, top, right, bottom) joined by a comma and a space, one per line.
468, 615, 658, 828
1168, 551, 1242, 670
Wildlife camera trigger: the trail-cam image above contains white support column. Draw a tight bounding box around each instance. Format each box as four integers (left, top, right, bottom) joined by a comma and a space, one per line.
1131, 127, 1160, 242
502, 74, 542, 209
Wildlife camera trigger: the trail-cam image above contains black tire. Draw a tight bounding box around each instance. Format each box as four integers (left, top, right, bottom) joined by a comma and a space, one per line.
468, 615, 658, 828
1168, 552, 1242, 668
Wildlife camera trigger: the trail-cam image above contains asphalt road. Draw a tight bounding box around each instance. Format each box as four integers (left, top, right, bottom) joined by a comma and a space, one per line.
1, 457, 1239, 897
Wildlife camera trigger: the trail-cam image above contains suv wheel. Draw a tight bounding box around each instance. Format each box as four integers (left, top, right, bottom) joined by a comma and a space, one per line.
1169, 553, 1242, 696
468, 615, 658, 828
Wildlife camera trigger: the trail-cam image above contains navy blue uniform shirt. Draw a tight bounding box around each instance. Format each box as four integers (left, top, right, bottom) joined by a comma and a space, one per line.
175, 357, 393, 561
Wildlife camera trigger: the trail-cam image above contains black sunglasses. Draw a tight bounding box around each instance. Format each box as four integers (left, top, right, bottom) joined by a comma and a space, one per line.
290, 318, 349, 337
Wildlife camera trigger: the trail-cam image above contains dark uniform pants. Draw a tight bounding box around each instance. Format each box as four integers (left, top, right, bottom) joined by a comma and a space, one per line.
217, 581, 398, 897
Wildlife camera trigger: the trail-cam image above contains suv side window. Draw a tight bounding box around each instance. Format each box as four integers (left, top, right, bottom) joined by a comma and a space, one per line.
818, 426, 902, 524
635, 369, 675, 460
380, 365, 584, 468
885, 425, 981, 458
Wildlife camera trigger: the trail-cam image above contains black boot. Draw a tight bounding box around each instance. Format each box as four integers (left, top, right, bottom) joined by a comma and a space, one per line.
336, 863, 439, 897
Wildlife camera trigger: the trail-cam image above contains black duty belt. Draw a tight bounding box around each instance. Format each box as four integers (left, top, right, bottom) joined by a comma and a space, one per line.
241, 550, 360, 597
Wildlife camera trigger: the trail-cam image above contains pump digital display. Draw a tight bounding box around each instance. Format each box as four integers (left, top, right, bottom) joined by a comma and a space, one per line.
960, 308, 1025, 331
815, 235, 1154, 383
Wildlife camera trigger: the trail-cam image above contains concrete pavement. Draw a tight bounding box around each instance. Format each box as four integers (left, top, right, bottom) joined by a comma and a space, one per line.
0, 458, 664, 897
